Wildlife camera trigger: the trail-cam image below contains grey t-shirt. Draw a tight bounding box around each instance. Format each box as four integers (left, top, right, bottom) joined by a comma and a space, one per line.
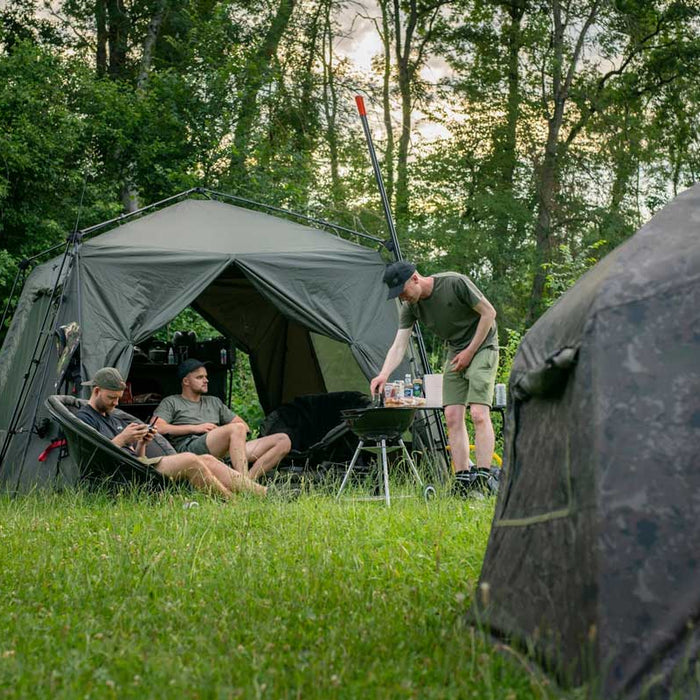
399, 272, 498, 355
154, 394, 236, 451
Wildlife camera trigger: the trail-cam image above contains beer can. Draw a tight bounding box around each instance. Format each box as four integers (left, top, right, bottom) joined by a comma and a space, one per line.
494, 383, 507, 408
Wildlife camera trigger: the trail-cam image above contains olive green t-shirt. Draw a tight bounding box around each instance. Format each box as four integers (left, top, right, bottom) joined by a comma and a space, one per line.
154, 394, 236, 451
399, 272, 498, 355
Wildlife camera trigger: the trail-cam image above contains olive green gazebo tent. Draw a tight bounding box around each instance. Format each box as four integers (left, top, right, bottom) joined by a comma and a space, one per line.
0, 191, 442, 491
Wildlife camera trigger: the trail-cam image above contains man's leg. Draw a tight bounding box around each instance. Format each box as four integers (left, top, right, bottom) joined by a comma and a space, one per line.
469, 403, 495, 470
245, 433, 292, 480
156, 453, 233, 499
444, 404, 470, 474
203, 423, 248, 474
199, 454, 267, 497
464, 347, 499, 470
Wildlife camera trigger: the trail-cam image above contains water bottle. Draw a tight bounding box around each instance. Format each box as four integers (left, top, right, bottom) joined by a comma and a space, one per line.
494, 383, 507, 408
167, 347, 175, 365
404, 373, 413, 398
220, 347, 228, 365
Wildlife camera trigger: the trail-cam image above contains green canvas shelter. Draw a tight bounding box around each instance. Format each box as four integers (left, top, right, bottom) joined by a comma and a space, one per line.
0, 192, 434, 490
472, 184, 700, 698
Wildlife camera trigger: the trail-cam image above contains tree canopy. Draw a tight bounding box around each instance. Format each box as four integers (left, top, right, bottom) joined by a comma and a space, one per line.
1, 0, 699, 341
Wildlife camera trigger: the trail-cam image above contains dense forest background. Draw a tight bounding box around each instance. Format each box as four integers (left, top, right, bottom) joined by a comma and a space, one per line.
1, 0, 699, 343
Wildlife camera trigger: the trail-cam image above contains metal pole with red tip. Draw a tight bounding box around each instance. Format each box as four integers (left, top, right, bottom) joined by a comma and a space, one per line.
355, 94, 450, 472
355, 95, 402, 259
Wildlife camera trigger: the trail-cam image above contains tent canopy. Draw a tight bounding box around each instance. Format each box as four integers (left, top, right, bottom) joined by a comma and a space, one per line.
473, 184, 700, 698
0, 195, 412, 490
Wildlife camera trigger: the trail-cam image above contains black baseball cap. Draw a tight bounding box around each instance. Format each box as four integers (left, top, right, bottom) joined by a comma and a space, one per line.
177, 358, 209, 381
383, 261, 417, 299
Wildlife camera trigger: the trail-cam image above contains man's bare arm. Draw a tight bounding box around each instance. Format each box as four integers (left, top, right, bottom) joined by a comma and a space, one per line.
450, 298, 497, 372
152, 418, 217, 436
370, 328, 412, 395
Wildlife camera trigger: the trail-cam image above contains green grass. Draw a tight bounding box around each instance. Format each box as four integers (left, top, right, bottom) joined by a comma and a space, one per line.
0, 488, 551, 699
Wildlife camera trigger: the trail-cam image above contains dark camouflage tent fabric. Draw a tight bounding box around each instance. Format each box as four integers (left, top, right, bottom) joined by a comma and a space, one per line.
471, 184, 700, 699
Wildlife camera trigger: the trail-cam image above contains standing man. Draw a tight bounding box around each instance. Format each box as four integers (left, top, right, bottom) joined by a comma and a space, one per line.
76, 367, 267, 499
370, 261, 500, 495
154, 359, 291, 480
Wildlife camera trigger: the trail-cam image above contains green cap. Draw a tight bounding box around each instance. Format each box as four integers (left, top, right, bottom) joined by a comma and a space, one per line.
81, 367, 127, 391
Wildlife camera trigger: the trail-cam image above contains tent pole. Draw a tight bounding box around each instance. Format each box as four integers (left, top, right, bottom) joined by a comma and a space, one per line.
0, 234, 79, 479
14, 240, 82, 486
354, 95, 450, 472
201, 188, 383, 245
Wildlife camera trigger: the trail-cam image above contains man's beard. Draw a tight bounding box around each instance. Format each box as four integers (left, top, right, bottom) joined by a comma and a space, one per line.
94, 396, 113, 414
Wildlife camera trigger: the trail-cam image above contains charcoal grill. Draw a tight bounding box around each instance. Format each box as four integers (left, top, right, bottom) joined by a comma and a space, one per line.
336, 406, 432, 506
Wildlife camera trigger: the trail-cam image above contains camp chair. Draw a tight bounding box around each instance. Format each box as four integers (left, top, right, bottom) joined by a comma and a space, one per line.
258, 391, 372, 472
45, 395, 173, 489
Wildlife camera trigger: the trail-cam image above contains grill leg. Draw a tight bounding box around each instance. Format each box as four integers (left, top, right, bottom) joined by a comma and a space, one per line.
336, 440, 363, 499
399, 438, 423, 487
381, 438, 391, 507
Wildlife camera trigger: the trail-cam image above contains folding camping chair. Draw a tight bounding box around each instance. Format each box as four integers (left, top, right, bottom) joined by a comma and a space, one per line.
258, 391, 372, 475
45, 395, 173, 489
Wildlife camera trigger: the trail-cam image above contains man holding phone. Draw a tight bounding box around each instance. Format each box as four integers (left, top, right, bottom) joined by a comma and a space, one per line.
76, 367, 267, 498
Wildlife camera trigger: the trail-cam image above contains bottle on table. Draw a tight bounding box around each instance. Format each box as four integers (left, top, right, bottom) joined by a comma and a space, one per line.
404, 373, 413, 398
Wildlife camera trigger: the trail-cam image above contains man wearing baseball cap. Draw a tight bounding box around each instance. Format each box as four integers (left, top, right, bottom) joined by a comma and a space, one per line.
76, 367, 267, 499
153, 359, 291, 480
370, 261, 500, 496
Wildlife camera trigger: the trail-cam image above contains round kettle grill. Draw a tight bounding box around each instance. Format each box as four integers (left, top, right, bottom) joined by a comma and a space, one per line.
336, 404, 434, 506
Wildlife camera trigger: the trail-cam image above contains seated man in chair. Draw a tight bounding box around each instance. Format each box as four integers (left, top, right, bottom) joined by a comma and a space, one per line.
153, 359, 291, 480
77, 367, 267, 499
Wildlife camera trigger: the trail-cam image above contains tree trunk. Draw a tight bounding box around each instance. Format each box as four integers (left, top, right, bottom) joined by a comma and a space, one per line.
95, 0, 107, 76
393, 0, 417, 234
322, 0, 342, 210
527, 119, 561, 322
137, 0, 167, 91
526, 0, 601, 323
230, 0, 297, 184
106, 0, 129, 79
379, 0, 395, 209
491, 0, 525, 281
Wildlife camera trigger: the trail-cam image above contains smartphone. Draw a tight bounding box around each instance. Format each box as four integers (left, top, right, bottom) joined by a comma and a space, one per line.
147, 415, 158, 433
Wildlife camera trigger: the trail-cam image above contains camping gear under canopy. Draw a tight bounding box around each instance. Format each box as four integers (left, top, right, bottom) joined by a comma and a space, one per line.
0, 192, 439, 491
472, 184, 700, 698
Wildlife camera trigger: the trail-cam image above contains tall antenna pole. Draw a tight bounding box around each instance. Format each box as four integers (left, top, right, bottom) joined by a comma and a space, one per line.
355, 95, 449, 470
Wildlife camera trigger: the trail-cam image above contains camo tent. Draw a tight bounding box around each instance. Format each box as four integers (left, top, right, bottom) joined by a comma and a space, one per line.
472, 184, 700, 698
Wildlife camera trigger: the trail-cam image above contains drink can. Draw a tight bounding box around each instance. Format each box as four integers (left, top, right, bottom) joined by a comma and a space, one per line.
494, 383, 507, 408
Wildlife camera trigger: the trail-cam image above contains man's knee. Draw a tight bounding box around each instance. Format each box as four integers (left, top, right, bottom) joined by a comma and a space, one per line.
199, 453, 223, 468
276, 433, 291, 455
228, 422, 247, 439
444, 405, 466, 431
470, 404, 491, 428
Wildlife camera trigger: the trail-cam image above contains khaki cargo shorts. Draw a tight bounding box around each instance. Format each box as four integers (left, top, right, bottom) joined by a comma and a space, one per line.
443, 346, 499, 407
137, 455, 164, 467
177, 433, 210, 455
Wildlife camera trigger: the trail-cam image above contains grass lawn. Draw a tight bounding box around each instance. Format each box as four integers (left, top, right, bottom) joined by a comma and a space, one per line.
0, 488, 551, 699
